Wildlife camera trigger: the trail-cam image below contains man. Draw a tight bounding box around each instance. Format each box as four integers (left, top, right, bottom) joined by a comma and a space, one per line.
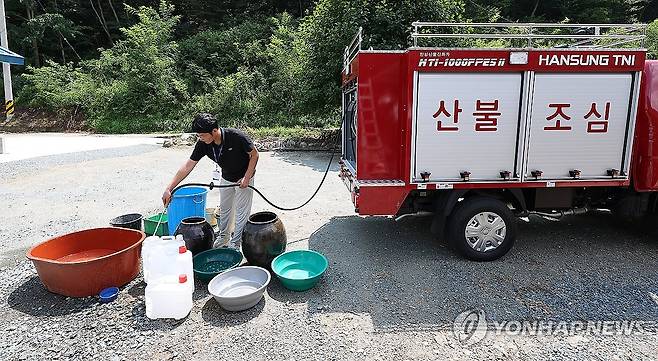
162, 113, 259, 249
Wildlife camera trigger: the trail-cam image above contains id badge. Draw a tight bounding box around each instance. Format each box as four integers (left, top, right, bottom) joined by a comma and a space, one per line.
211, 169, 221, 185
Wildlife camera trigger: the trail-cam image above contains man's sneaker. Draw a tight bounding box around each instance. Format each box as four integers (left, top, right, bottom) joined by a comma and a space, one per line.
225, 241, 241, 251
213, 238, 229, 249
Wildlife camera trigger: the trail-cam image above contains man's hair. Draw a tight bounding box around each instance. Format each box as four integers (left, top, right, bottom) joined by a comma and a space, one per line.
191, 113, 218, 133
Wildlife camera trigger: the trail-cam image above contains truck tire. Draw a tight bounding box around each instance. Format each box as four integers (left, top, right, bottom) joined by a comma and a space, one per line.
447, 197, 517, 261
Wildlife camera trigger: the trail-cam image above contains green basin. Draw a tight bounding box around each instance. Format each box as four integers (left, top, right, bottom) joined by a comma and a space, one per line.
193, 248, 243, 282
144, 213, 168, 236
271, 250, 328, 291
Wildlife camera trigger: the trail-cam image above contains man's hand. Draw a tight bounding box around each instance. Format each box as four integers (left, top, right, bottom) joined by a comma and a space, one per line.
162, 189, 172, 207
239, 177, 250, 189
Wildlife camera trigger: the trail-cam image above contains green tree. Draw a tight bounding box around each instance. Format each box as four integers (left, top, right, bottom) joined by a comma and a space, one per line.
83, 0, 188, 132
21, 12, 81, 65
20, 0, 188, 133
261, 13, 304, 122
189, 69, 269, 127
637, 0, 658, 21
177, 19, 273, 94
19, 60, 92, 109
648, 19, 658, 58
15, 0, 658, 133
292, 0, 464, 114
470, 0, 639, 23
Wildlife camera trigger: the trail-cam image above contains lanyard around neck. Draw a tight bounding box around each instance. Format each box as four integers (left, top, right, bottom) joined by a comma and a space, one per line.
212, 128, 224, 164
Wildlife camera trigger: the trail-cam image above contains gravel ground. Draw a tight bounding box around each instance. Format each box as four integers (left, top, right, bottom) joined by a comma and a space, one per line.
1, 143, 658, 360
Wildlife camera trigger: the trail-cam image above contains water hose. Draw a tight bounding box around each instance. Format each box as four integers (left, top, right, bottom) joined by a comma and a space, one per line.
169, 133, 339, 212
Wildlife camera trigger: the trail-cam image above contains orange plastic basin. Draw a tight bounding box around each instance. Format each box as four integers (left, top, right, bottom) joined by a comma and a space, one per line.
27, 227, 145, 297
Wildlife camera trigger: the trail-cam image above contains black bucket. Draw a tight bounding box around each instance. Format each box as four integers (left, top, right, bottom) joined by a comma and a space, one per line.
110, 213, 143, 231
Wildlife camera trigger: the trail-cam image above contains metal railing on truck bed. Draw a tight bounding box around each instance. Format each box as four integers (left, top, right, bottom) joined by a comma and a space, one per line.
343, 22, 647, 73
411, 22, 647, 49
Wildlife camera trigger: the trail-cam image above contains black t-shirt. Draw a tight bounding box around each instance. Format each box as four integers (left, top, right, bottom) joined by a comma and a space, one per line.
190, 128, 254, 182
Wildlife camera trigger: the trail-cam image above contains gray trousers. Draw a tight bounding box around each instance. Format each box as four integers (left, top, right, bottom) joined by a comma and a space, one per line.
214, 177, 254, 249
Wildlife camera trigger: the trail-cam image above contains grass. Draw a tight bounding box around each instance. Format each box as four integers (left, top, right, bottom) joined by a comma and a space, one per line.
245, 126, 336, 141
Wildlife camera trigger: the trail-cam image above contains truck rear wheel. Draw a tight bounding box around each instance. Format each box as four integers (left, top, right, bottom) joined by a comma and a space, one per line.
447, 197, 517, 261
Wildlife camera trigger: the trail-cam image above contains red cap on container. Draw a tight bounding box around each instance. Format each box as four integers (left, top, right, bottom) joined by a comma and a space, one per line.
179, 245, 187, 254
179, 274, 187, 283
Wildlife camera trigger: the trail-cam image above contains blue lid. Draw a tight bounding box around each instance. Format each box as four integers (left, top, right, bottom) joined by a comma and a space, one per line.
99, 287, 119, 303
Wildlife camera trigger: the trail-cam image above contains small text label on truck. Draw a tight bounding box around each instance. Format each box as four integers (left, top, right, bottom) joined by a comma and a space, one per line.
418, 57, 506, 67
538, 53, 636, 67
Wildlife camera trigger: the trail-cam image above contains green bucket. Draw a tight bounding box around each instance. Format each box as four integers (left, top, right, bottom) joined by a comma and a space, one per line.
271, 250, 328, 291
193, 248, 243, 282
144, 213, 168, 236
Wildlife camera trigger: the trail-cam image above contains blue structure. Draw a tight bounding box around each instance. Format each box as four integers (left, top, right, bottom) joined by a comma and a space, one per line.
0, 46, 23, 65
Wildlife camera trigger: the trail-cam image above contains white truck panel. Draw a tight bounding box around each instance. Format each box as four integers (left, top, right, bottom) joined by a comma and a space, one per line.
525, 73, 633, 180
412, 72, 523, 182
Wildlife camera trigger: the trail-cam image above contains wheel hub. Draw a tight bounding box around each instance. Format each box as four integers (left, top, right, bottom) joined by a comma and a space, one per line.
464, 212, 507, 253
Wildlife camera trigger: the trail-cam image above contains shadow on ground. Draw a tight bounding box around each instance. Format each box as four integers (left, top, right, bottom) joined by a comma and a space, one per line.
7, 276, 97, 317
10, 210, 658, 333
271, 151, 339, 173
270, 212, 658, 331
200, 296, 265, 327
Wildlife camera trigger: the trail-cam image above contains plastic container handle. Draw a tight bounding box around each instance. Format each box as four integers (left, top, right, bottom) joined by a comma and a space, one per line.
193, 195, 204, 204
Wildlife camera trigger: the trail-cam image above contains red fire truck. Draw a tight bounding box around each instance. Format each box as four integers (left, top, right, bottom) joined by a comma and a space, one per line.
338, 23, 656, 261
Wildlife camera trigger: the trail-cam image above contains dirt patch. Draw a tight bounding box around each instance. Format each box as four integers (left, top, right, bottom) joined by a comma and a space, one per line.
0, 107, 89, 133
